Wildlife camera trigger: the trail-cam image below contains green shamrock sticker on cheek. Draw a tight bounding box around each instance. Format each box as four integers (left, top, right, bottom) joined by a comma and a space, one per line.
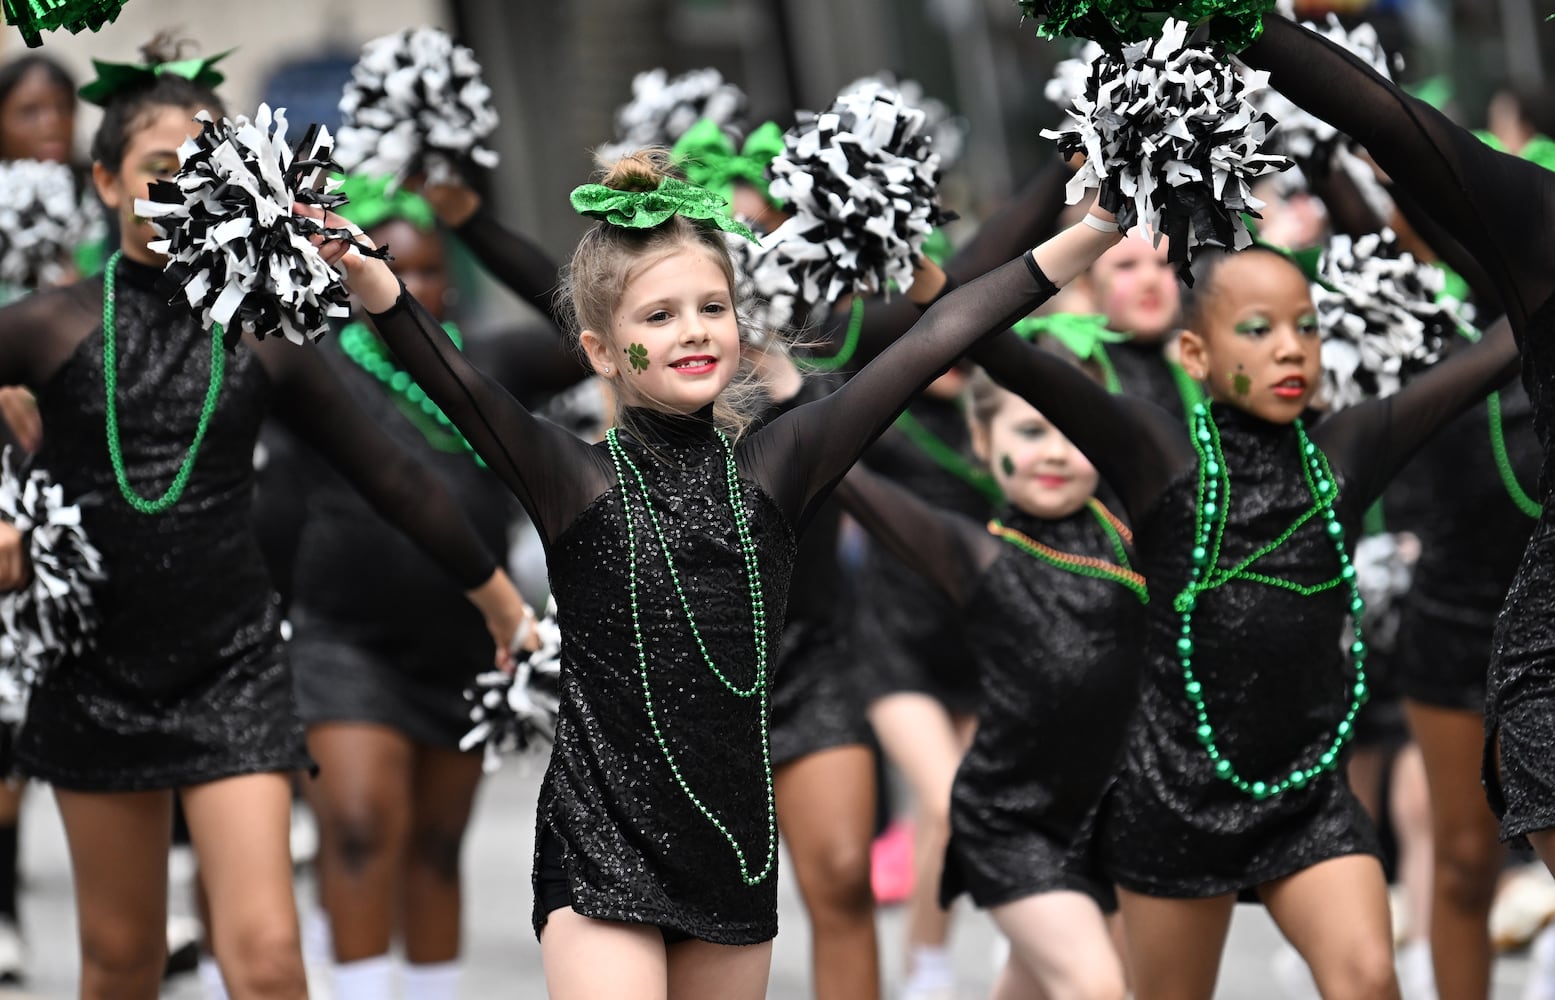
1231, 372, 1251, 397
626, 343, 649, 373
1000, 454, 1016, 476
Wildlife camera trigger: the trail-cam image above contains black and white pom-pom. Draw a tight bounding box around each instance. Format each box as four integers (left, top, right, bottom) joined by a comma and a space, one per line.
1316, 229, 1466, 411
842, 73, 968, 168
138, 104, 387, 346
1041, 18, 1290, 273
598, 68, 749, 164
0, 160, 96, 294
750, 85, 951, 330
1255, 17, 1399, 173
1351, 532, 1414, 657
334, 27, 500, 186
461, 601, 561, 773
725, 223, 827, 339
1043, 41, 1106, 113
0, 448, 105, 724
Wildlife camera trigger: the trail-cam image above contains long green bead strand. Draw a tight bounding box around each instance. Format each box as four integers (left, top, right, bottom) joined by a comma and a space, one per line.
1487, 391, 1541, 518
1175, 404, 1369, 801
605, 427, 777, 886
102, 250, 226, 515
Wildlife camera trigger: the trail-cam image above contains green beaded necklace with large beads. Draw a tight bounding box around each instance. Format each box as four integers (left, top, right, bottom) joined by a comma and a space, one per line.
1175, 403, 1369, 801
605, 425, 777, 886
337, 321, 486, 468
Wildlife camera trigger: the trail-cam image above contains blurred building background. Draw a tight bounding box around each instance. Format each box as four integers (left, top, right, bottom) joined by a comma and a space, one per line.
2, 0, 1550, 321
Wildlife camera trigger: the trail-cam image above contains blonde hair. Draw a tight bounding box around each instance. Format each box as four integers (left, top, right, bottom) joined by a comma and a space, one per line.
560, 149, 772, 441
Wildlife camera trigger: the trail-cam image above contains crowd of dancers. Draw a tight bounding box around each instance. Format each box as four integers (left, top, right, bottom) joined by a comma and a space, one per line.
0, 3, 1551, 999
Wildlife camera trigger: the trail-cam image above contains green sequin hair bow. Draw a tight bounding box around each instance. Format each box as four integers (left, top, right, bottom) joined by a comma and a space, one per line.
1014, 0, 1276, 52
672, 118, 786, 206
1013, 313, 1127, 359
77, 48, 230, 108
570, 175, 758, 243
334, 174, 437, 233
4, 0, 127, 49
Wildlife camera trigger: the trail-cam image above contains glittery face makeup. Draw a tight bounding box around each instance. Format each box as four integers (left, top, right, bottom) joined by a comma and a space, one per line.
1185, 253, 1322, 424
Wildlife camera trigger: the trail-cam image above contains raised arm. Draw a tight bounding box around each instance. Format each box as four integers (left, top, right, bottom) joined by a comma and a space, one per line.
423, 181, 571, 330
968, 331, 1188, 519
833, 463, 987, 606
1241, 16, 1555, 331
747, 208, 1122, 528
1317, 316, 1521, 507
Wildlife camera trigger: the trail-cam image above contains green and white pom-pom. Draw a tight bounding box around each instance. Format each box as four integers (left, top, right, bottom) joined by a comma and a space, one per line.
1014, 0, 1278, 51
3, 0, 129, 48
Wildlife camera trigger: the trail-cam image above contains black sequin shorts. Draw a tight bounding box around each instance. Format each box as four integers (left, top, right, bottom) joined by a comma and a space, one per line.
535, 828, 693, 945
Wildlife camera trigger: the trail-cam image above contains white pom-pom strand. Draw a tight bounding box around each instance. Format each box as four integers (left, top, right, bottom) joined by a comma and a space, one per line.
1041, 19, 1291, 275
599, 68, 749, 164
137, 104, 389, 346
335, 27, 500, 186
1315, 229, 1467, 411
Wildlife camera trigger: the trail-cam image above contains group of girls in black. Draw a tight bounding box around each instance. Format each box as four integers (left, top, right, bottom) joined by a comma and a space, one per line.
0, 8, 1550, 1000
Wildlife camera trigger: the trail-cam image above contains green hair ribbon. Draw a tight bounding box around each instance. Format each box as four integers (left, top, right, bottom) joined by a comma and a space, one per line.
4, 0, 128, 49
78, 48, 231, 108
1013, 313, 1125, 393
570, 175, 757, 243
334, 174, 437, 234
672, 118, 786, 206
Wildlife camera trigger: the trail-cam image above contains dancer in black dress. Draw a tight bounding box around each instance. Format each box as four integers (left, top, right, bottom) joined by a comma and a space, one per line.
0, 47, 529, 999
964, 241, 1518, 997
837, 361, 1143, 1000
1084, 232, 1195, 419
322, 148, 1123, 997
1237, 1, 1555, 883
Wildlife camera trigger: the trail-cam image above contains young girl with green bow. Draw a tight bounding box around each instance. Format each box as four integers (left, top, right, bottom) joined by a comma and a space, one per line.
0, 41, 529, 999
324, 147, 1123, 999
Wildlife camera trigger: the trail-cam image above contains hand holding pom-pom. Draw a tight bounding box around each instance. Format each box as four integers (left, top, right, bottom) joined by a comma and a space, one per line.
461, 601, 562, 773
136, 104, 389, 346
334, 27, 500, 187
1041, 19, 1291, 277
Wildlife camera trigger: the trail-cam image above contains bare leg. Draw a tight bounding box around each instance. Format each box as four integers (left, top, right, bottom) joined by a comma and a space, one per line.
182, 772, 307, 999
989, 891, 1125, 1000
870, 693, 975, 990
54, 788, 173, 1000
666, 937, 774, 1000
402, 742, 484, 964
775, 744, 881, 1000
540, 907, 668, 1000
1115, 888, 1235, 1000
304, 722, 413, 962
1259, 855, 1400, 1000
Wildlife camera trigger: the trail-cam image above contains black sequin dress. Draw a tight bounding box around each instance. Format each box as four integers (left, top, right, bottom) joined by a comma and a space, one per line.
855, 394, 993, 713
838, 466, 1145, 910
0, 258, 499, 791
1241, 17, 1555, 842
970, 312, 1518, 894
363, 252, 1066, 942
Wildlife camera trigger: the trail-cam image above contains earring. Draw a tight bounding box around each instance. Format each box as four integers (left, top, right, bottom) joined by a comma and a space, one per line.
602, 365, 611, 375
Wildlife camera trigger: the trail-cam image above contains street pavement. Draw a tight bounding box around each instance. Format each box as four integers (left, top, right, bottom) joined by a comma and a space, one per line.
0, 763, 1535, 998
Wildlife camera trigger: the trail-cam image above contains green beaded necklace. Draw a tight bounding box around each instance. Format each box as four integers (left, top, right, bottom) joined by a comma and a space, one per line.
604, 426, 777, 886
1487, 391, 1541, 518
102, 250, 226, 515
337, 321, 486, 468
987, 499, 1149, 604
1175, 403, 1369, 801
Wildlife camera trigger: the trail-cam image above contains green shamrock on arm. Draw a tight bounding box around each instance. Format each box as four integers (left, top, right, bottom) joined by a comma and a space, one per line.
626, 343, 649, 373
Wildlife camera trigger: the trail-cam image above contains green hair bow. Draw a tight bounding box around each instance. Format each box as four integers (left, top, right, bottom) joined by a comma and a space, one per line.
334, 174, 437, 233
570, 175, 757, 243
78, 48, 230, 108
672, 118, 786, 206
1013, 313, 1126, 358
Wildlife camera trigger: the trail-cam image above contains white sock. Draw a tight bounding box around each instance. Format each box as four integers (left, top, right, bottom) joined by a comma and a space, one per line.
904, 944, 955, 993
333, 954, 396, 1000
402, 960, 461, 1000
197, 956, 230, 1000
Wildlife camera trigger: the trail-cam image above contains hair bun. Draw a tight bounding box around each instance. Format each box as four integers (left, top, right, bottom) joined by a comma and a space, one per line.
138, 30, 194, 66
597, 148, 673, 193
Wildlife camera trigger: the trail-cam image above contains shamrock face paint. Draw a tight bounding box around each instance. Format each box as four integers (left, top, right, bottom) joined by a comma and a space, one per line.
1000, 454, 1016, 477
1231, 371, 1252, 397
627, 343, 649, 373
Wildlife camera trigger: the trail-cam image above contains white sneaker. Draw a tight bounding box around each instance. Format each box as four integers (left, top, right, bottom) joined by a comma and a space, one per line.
164, 913, 202, 980
0, 918, 24, 984
1495, 864, 1555, 952
1523, 924, 1555, 1000
290, 805, 319, 869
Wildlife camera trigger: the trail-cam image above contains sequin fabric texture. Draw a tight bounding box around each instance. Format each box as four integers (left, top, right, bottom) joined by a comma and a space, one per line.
945, 507, 1144, 911
1098, 406, 1378, 897
535, 408, 796, 945
17, 258, 308, 789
